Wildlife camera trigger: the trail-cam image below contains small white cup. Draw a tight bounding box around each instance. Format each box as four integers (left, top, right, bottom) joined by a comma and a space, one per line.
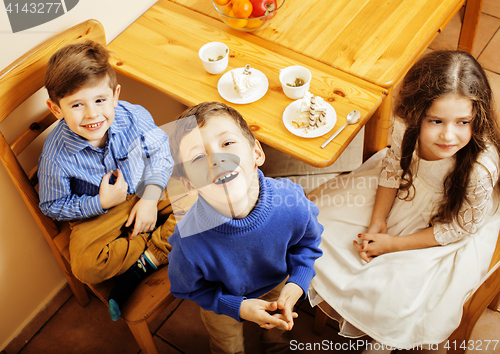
199, 42, 229, 75
279, 66, 312, 99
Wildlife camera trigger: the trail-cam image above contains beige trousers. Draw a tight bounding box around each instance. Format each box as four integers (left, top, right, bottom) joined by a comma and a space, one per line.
68, 193, 176, 284
200, 278, 292, 354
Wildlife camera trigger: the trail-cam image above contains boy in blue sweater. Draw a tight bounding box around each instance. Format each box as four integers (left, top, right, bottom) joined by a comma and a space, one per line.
167, 102, 323, 353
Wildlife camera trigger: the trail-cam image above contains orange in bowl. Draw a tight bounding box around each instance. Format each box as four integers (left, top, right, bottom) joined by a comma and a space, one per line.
212, 0, 285, 32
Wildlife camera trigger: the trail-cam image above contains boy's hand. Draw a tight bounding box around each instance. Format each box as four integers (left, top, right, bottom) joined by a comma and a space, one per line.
240, 299, 291, 330
99, 169, 128, 210
126, 184, 162, 239
275, 282, 302, 331
126, 198, 158, 239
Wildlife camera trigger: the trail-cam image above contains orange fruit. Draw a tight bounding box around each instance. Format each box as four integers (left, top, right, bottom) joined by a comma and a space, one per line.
232, 0, 252, 18
223, 3, 233, 15
245, 18, 262, 29
214, 0, 231, 5
227, 10, 248, 27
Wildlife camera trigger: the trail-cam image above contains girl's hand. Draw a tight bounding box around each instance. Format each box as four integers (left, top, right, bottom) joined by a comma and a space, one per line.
126, 198, 157, 240
353, 233, 396, 263
366, 219, 387, 235
99, 169, 128, 210
240, 299, 290, 330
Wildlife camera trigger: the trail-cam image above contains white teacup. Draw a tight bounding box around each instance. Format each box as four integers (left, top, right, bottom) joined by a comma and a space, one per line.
199, 42, 229, 75
279, 66, 312, 99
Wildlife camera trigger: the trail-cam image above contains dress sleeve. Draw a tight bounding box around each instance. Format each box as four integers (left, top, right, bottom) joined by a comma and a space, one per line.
379, 118, 405, 189
434, 150, 500, 245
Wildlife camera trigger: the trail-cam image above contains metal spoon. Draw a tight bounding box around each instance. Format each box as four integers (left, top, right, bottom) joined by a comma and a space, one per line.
321, 110, 361, 149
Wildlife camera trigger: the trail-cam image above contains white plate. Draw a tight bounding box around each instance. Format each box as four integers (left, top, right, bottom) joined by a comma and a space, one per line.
217, 67, 269, 104
283, 99, 337, 138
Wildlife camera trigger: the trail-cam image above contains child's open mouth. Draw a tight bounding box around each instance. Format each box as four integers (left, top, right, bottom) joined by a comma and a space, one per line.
214, 171, 238, 185
83, 121, 104, 130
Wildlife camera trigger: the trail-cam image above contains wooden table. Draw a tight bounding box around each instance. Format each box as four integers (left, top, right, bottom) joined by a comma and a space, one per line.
169, 0, 482, 159
108, 0, 386, 167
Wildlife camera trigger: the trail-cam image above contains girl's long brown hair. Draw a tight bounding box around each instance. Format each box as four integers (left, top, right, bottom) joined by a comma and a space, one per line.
393, 50, 500, 226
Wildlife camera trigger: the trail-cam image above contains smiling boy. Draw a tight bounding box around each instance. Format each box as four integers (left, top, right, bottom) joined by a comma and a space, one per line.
167, 102, 323, 353
39, 40, 175, 321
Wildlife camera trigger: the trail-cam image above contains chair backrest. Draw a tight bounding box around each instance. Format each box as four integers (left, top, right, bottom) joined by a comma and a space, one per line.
0, 20, 106, 242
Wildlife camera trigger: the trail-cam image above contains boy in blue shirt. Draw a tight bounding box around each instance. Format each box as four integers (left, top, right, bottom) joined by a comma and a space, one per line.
167, 102, 323, 353
39, 40, 175, 320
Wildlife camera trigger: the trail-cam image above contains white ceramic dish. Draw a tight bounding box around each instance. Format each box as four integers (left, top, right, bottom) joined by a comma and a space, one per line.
283, 99, 337, 138
217, 67, 269, 104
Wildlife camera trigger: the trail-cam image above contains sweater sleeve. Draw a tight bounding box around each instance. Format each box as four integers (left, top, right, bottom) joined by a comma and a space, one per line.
286, 196, 323, 299
168, 230, 246, 321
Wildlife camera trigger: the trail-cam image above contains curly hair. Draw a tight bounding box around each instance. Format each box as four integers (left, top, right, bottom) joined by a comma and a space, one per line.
393, 50, 500, 225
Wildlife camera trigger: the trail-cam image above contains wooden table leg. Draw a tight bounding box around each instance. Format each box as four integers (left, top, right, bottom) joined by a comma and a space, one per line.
458, 0, 484, 53
363, 88, 391, 161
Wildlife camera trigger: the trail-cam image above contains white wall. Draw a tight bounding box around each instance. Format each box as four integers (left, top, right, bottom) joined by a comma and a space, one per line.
0, 1, 186, 349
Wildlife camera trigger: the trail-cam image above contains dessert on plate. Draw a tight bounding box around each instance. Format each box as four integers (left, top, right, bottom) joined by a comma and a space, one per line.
231, 64, 261, 98
292, 92, 327, 131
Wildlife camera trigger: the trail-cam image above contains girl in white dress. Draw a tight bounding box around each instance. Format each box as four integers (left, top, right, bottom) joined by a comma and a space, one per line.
308, 50, 500, 352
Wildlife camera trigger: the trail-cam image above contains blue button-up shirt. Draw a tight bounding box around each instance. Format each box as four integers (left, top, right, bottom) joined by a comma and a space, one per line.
38, 101, 173, 221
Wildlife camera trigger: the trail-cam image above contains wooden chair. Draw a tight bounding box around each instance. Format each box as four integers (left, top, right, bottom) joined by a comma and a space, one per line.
0, 19, 175, 354
312, 231, 500, 354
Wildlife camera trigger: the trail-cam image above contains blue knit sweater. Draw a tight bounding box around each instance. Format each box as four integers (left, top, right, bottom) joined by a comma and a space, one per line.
168, 170, 323, 321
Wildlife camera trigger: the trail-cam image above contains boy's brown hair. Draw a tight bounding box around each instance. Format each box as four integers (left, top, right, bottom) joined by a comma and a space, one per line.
45, 40, 118, 105
169, 101, 256, 179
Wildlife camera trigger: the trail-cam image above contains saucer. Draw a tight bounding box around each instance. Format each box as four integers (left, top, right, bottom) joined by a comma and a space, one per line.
217, 67, 269, 104
283, 99, 337, 138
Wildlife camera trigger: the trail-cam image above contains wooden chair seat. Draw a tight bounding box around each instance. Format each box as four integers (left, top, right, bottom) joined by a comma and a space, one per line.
0, 19, 175, 354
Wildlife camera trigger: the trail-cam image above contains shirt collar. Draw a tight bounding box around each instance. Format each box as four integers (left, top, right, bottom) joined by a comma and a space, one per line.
61, 120, 97, 155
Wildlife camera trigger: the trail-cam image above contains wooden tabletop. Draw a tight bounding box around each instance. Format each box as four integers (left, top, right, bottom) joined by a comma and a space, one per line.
170, 0, 465, 87
108, 0, 385, 167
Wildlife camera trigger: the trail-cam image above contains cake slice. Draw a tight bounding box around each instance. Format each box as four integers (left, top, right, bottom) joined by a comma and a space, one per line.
292, 92, 327, 130
231, 64, 261, 98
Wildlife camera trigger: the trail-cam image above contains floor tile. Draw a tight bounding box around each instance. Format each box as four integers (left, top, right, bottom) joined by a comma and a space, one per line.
155, 299, 211, 353
485, 70, 500, 115
482, 0, 500, 18
430, 11, 500, 59
473, 14, 500, 57
18, 294, 140, 354
148, 297, 183, 334
479, 29, 500, 73
143, 337, 183, 354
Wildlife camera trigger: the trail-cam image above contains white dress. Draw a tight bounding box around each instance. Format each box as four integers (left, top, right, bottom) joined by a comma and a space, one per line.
308, 118, 500, 348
